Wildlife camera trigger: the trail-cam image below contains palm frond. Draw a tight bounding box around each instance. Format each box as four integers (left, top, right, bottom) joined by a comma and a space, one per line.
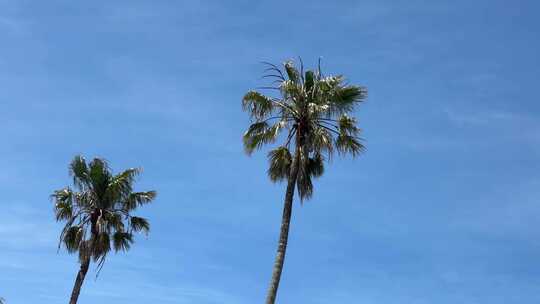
242, 91, 275, 120
106, 168, 140, 203
243, 121, 285, 154
327, 85, 367, 115
52, 188, 73, 221
267, 146, 292, 182
304, 70, 315, 92
336, 134, 365, 156
307, 153, 325, 178
91, 232, 111, 260
296, 153, 313, 201
64, 226, 84, 253
338, 114, 360, 136
88, 158, 111, 201
105, 212, 124, 232
113, 231, 133, 252
130, 216, 150, 234
69, 155, 90, 190
261, 61, 285, 80
124, 191, 157, 211
280, 80, 301, 102
310, 125, 334, 157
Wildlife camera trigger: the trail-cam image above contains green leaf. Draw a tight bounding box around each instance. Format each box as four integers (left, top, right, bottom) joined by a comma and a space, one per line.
307, 153, 324, 178
267, 146, 292, 182
52, 188, 73, 221
310, 126, 334, 156
280, 80, 300, 101
242, 91, 274, 119
105, 212, 124, 231
328, 85, 367, 115
63, 226, 83, 253
130, 216, 150, 234
88, 158, 112, 202
336, 134, 365, 156
338, 114, 360, 136
106, 168, 140, 202
243, 121, 284, 154
69, 155, 90, 190
113, 232, 133, 252
297, 158, 313, 201
304, 70, 315, 92
91, 232, 111, 260
125, 191, 157, 211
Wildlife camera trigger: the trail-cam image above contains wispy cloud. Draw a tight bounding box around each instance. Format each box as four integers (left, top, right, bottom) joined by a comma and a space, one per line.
0, 202, 57, 251
443, 108, 522, 126
443, 107, 540, 147
86, 281, 245, 304
448, 178, 540, 239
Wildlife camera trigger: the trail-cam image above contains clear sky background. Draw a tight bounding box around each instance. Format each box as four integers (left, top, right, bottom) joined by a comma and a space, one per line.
1, 0, 539, 303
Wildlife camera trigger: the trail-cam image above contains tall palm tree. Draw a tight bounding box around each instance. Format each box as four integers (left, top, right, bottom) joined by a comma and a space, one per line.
242, 59, 367, 303
52, 156, 157, 304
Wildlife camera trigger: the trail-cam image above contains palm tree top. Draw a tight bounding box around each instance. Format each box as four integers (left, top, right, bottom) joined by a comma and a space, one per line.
242, 59, 367, 200
52, 156, 156, 273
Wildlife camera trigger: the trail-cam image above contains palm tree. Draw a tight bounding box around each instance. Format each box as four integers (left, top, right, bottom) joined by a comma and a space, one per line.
242, 59, 367, 303
52, 156, 157, 304
0, 297, 5, 304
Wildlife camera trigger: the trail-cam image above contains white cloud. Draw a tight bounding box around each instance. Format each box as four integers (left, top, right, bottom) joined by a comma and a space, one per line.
444, 108, 521, 126
0, 203, 57, 250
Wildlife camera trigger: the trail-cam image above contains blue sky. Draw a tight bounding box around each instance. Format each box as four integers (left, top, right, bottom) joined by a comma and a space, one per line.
1, 0, 540, 303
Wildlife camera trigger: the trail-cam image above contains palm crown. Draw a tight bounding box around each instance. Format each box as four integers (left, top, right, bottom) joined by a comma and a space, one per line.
52, 156, 156, 271
242, 59, 367, 199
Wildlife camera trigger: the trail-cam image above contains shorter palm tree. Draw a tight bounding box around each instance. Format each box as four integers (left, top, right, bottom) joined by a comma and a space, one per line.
52, 156, 156, 304
0, 297, 5, 304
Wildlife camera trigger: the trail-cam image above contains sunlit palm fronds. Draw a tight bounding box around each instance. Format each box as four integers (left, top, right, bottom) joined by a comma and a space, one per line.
243, 59, 367, 200
52, 156, 157, 274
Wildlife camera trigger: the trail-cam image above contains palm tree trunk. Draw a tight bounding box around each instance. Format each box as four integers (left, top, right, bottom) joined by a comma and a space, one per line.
265, 149, 301, 304
69, 257, 90, 304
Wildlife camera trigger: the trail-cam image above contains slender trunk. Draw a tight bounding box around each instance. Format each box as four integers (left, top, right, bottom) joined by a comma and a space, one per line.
70, 219, 97, 304
265, 148, 301, 304
69, 257, 90, 304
